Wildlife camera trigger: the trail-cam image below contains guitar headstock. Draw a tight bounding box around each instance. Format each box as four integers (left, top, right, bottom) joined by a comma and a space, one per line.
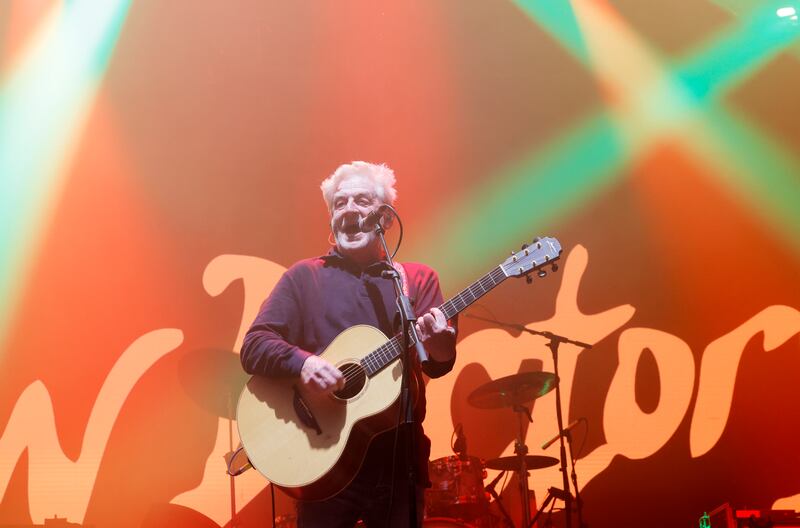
500, 237, 562, 279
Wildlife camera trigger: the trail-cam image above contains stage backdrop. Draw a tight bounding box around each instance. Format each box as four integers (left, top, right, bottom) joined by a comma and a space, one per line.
1, 1, 799, 527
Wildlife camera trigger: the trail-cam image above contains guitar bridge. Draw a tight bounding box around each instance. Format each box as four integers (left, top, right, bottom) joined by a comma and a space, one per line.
293, 386, 322, 435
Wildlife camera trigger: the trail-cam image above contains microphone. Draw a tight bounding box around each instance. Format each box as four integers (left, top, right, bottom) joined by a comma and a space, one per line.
358, 205, 390, 232
453, 423, 468, 459
541, 418, 583, 450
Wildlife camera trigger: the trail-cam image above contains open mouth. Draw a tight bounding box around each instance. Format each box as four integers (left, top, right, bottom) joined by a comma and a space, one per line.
340, 223, 361, 235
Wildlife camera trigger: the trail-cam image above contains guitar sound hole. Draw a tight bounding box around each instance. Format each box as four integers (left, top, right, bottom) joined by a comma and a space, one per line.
333, 362, 366, 400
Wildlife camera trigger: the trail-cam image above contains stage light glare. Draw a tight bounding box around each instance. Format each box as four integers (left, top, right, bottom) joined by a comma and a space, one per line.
776, 6, 797, 17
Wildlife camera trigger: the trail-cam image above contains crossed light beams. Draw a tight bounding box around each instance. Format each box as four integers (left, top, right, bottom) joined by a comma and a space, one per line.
0, 0, 132, 350
679, 104, 800, 248
530, 0, 800, 248
672, 5, 800, 247
541, 0, 800, 244
414, 0, 800, 288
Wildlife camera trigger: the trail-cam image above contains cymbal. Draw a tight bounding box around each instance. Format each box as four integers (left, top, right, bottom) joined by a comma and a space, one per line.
467, 372, 557, 409
485, 455, 559, 471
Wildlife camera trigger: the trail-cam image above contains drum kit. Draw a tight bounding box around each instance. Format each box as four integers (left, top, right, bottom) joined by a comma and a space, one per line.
423, 371, 560, 528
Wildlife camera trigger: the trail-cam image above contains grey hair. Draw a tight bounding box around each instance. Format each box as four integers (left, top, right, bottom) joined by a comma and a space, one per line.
320, 161, 398, 211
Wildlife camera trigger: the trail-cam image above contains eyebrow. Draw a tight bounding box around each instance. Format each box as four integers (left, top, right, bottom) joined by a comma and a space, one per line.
333, 191, 375, 201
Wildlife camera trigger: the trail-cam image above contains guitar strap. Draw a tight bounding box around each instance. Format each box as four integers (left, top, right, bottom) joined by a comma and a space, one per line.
394, 262, 410, 297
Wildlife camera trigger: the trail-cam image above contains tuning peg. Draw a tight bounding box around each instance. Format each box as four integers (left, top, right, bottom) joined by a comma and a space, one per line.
532, 237, 541, 244
525, 275, 533, 284
537, 269, 547, 278
551, 263, 559, 272
520, 243, 529, 250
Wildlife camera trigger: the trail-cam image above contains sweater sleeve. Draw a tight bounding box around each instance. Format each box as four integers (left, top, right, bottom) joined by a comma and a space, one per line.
240, 268, 312, 378
407, 263, 458, 379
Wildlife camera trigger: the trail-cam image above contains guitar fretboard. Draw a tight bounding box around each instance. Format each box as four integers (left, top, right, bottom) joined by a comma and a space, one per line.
360, 266, 508, 377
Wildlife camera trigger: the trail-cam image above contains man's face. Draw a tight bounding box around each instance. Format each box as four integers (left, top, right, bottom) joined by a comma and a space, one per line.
330, 175, 383, 257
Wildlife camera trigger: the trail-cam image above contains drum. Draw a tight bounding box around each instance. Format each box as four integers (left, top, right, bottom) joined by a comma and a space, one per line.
424, 518, 476, 527
274, 514, 297, 528
426, 455, 488, 520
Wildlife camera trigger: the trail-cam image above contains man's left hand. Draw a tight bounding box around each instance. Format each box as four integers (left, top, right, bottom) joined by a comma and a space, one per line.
415, 307, 455, 342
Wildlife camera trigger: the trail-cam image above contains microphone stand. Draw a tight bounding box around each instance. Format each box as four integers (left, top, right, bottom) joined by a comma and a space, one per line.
565, 426, 585, 528
463, 313, 590, 528
373, 215, 429, 528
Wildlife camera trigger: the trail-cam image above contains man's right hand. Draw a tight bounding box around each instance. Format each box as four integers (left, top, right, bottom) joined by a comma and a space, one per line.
300, 355, 345, 394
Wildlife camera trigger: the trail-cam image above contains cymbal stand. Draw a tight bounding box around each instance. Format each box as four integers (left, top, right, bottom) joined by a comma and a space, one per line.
512, 403, 534, 528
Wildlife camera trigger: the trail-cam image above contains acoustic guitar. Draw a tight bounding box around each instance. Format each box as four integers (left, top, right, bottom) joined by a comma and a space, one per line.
236, 237, 562, 500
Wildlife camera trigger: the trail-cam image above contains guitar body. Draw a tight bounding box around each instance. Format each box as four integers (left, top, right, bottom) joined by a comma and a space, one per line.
237, 325, 403, 501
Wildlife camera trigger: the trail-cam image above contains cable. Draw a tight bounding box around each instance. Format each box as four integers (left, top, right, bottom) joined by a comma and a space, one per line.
500, 468, 509, 495
574, 417, 589, 461
381, 204, 403, 259
270, 481, 276, 528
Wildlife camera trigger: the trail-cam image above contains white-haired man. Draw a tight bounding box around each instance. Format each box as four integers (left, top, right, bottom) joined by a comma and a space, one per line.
241, 161, 457, 527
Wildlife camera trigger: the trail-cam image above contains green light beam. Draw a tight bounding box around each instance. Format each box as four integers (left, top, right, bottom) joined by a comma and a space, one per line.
684, 103, 800, 254
0, 0, 132, 348
677, 3, 800, 98
513, 0, 592, 66
412, 113, 625, 290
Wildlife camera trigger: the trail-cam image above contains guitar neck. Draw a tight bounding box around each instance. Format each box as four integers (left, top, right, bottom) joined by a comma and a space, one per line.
361, 266, 508, 377
439, 265, 508, 321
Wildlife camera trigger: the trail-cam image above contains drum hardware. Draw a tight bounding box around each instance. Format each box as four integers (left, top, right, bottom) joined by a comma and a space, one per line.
512, 402, 535, 528
467, 371, 557, 528
432, 424, 510, 527
453, 423, 468, 460
426, 455, 489, 521
464, 312, 591, 528
484, 470, 514, 528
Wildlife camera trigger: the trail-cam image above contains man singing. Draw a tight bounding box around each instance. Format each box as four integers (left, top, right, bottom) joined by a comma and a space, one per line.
241, 161, 458, 527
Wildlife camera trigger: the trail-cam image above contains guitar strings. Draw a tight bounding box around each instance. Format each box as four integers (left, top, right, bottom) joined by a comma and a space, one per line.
332, 269, 506, 385
335, 339, 402, 380
334, 347, 396, 390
